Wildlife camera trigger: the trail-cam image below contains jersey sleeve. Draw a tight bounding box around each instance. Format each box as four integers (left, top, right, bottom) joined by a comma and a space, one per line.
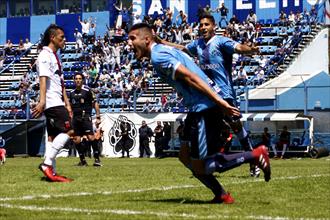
152, 46, 181, 80
217, 36, 238, 55
185, 40, 198, 56
37, 51, 52, 77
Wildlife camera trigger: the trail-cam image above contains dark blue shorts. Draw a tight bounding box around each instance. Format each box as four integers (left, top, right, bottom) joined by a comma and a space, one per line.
44, 106, 72, 137
183, 107, 227, 160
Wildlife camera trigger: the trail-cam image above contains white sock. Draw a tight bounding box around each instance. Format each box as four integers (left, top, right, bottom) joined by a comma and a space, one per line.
44, 133, 70, 167
282, 144, 287, 156
271, 144, 277, 156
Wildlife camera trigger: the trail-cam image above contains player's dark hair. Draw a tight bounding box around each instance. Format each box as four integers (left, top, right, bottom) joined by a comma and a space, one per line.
74, 72, 85, 80
129, 23, 152, 33
41, 24, 64, 47
199, 14, 215, 24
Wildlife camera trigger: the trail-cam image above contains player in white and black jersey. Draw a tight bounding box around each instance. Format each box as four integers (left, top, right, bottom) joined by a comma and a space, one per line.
69, 72, 102, 166
33, 24, 74, 182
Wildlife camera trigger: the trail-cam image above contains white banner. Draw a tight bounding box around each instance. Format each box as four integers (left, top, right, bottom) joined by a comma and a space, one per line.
99, 112, 186, 158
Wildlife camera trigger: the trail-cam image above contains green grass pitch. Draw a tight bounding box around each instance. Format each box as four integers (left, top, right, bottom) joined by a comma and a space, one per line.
0, 156, 329, 220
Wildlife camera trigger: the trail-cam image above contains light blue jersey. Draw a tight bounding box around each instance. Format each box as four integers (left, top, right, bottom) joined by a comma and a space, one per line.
186, 35, 238, 100
150, 43, 216, 112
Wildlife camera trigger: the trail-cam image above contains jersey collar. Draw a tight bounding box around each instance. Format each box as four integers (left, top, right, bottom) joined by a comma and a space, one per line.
42, 46, 54, 53
206, 35, 217, 45
150, 42, 157, 51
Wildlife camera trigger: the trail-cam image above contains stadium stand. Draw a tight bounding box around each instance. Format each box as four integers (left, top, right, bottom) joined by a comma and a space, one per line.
0, 2, 327, 119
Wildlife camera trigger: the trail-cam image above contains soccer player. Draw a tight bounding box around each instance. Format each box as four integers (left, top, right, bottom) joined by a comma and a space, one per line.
32, 24, 74, 182
69, 72, 102, 166
128, 23, 271, 204
159, 14, 261, 177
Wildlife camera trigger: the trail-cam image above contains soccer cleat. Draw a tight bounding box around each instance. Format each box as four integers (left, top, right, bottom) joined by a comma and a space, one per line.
77, 160, 88, 166
254, 166, 260, 178
249, 163, 255, 177
0, 148, 6, 165
211, 193, 235, 204
39, 163, 73, 182
252, 145, 271, 182
53, 174, 73, 182
39, 163, 57, 182
93, 159, 102, 167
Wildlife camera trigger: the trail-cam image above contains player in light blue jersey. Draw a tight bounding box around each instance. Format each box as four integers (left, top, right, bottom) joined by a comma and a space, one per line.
160, 14, 261, 177
128, 23, 271, 204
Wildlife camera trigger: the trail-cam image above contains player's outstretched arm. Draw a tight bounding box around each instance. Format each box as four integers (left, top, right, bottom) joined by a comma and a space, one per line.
175, 64, 240, 117
235, 43, 259, 54
158, 38, 192, 56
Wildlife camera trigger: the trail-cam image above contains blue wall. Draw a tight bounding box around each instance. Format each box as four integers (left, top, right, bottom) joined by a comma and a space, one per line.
56, 13, 81, 42
30, 15, 56, 43
7, 17, 30, 43
0, 18, 6, 44
83, 11, 110, 38
0, 0, 325, 43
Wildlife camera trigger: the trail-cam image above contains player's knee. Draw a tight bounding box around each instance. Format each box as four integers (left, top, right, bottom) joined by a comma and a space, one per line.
73, 136, 81, 144
87, 134, 95, 141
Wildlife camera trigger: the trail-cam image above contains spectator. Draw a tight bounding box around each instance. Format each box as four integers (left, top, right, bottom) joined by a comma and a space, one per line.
151, 98, 162, 112
279, 11, 287, 26
254, 65, 265, 85
235, 66, 247, 86
176, 10, 188, 26
301, 8, 310, 25
246, 10, 257, 25
78, 16, 91, 43
4, 39, 14, 56
119, 120, 131, 158
23, 38, 32, 51
196, 4, 204, 18
74, 28, 83, 51
0, 56, 4, 71
275, 126, 291, 159
133, 14, 142, 25
309, 5, 317, 24
288, 11, 296, 26
163, 7, 173, 27
121, 5, 132, 32
161, 93, 168, 111
138, 120, 153, 158
162, 122, 171, 150
142, 99, 152, 113
260, 127, 271, 148
217, 2, 229, 28
203, 5, 212, 15
176, 120, 184, 145
154, 121, 164, 158
229, 14, 240, 26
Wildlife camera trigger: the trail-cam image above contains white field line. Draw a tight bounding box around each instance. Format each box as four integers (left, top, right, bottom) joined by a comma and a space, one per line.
0, 203, 328, 220
0, 174, 329, 220
0, 174, 329, 202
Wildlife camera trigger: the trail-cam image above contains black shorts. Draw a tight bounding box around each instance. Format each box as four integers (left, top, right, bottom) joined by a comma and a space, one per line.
44, 106, 72, 137
72, 115, 94, 136
183, 106, 225, 160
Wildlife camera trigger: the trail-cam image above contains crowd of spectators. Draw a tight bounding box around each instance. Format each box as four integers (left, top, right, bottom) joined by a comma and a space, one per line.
0, 3, 320, 116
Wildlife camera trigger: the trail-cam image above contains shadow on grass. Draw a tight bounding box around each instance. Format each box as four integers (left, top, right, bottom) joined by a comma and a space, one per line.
149, 198, 213, 204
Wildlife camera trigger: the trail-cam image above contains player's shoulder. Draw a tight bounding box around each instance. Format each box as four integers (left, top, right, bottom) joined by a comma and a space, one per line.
81, 85, 91, 91
151, 44, 176, 61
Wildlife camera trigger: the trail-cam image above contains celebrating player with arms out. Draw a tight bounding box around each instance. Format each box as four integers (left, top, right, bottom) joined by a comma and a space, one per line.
159, 14, 261, 177
128, 23, 270, 204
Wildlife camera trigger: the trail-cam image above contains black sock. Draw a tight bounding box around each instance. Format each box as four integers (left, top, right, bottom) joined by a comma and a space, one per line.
75, 142, 86, 162
91, 140, 100, 160
193, 173, 225, 197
